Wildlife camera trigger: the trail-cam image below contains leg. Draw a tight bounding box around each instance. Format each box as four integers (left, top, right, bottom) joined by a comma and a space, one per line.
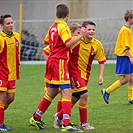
0, 91, 6, 125
79, 92, 88, 124
4, 93, 15, 110
0, 91, 11, 131
29, 86, 59, 130
102, 75, 130, 104
61, 87, 72, 126
79, 92, 94, 130
128, 74, 133, 103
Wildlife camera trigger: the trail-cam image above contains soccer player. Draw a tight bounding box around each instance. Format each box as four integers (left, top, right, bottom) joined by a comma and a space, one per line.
42, 22, 82, 128
54, 21, 106, 130
101, 9, 133, 104
0, 14, 20, 131
28, 4, 85, 132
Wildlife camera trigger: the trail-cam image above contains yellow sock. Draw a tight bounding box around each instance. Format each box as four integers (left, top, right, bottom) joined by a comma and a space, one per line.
128, 86, 133, 101
106, 80, 122, 93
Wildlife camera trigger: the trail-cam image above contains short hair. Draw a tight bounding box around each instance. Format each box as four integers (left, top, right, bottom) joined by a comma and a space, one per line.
56, 4, 69, 18
69, 22, 81, 32
124, 10, 133, 22
0, 14, 11, 24
82, 21, 96, 28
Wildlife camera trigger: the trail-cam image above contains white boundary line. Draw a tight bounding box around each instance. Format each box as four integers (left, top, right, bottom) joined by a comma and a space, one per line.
20, 60, 116, 65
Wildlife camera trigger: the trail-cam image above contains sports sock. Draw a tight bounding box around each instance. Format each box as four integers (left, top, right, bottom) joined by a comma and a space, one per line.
62, 97, 72, 126
34, 93, 52, 121
106, 80, 122, 93
57, 98, 62, 112
0, 104, 4, 125
79, 103, 87, 124
128, 86, 133, 101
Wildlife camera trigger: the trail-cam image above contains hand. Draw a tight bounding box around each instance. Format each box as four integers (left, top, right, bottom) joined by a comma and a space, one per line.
129, 56, 133, 64
99, 76, 103, 85
79, 27, 86, 37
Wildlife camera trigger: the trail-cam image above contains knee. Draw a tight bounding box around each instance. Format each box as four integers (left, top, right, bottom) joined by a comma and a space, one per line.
7, 96, 15, 104
130, 74, 133, 83
80, 92, 88, 103
121, 76, 130, 84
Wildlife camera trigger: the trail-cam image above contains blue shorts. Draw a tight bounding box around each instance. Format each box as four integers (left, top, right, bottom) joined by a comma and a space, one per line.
116, 56, 133, 75
49, 84, 71, 90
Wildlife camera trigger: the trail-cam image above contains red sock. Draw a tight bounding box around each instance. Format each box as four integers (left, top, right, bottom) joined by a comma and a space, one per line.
34, 93, 52, 121
57, 109, 63, 120
57, 98, 62, 112
79, 103, 87, 124
62, 97, 72, 126
0, 104, 4, 125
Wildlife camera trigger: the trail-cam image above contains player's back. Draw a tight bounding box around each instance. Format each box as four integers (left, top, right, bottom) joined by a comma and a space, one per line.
45, 20, 71, 60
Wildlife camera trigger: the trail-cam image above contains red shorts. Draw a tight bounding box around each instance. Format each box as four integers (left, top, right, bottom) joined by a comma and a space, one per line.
71, 77, 88, 93
0, 80, 16, 93
45, 58, 70, 84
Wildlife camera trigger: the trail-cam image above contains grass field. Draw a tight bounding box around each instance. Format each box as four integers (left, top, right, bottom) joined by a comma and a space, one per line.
4, 64, 132, 133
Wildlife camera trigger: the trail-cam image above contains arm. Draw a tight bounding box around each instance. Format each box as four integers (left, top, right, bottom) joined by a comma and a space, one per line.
98, 63, 105, 85
42, 45, 50, 60
43, 53, 48, 60
125, 48, 133, 64
66, 27, 86, 47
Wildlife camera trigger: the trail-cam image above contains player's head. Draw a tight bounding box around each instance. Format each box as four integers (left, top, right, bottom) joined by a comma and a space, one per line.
69, 22, 81, 36
0, 14, 13, 34
56, 4, 69, 21
124, 10, 133, 22
81, 21, 96, 39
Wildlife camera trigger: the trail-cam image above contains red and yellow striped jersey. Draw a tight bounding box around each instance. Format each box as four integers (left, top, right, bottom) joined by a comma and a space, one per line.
0, 31, 20, 80
115, 25, 133, 56
68, 37, 106, 80
44, 20, 72, 60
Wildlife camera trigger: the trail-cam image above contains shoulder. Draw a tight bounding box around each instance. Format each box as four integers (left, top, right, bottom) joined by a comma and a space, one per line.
13, 32, 20, 42
13, 32, 20, 38
13, 32, 20, 36
93, 38, 102, 46
59, 23, 69, 30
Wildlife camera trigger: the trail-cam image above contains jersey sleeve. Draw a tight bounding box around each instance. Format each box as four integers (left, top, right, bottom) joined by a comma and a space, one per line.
44, 32, 49, 45
42, 45, 50, 55
95, 41, 106, 63
121, 29, 130, 49
58, 24, 72, 45
0, 37, 3, 53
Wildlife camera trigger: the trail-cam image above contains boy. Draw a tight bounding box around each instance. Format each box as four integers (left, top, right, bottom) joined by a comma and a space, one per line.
101, 9, 133, 104
54, 21, 106, 130
0, 14, 20, 131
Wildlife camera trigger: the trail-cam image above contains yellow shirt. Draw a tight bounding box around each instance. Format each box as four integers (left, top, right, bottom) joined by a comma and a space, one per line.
0, 31, 20, 80
115, 25, 133, 56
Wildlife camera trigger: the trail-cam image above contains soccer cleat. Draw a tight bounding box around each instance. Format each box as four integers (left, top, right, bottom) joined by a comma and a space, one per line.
80, 123, 95, 130
28, 116, 45, 130
61, 124, 83, 132
0, 124, 11, 131
53, 113, 62, 128
128, 100, 133, 104
101, 89, 110, 104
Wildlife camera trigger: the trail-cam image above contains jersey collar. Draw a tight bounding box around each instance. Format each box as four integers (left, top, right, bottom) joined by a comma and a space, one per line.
81, 37, 95, 44
55, 19, 67, 25
1, 31, 14, 38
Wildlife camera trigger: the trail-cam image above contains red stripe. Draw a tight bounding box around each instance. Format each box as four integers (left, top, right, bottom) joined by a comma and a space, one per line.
14, 37, 20, 79
0, 40, 9, 79
86, 46, 95, 79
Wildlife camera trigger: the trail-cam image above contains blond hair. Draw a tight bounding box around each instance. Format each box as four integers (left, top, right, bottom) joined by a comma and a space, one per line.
69, 22, 81, 32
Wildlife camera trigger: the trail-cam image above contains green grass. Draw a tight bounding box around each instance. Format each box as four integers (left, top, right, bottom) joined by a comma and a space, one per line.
4, 64, 132, 133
